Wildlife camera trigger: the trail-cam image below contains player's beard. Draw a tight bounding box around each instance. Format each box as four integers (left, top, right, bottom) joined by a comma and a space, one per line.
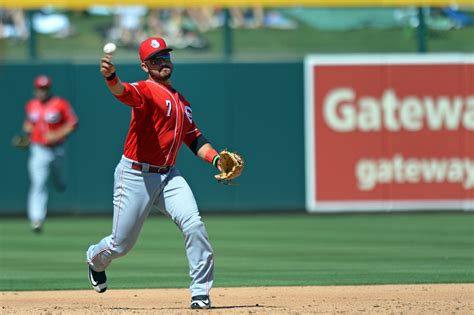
151, 66, 172, 82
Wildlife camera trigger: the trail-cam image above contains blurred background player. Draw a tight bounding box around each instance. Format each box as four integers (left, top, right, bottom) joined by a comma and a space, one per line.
22, 75, 78, 233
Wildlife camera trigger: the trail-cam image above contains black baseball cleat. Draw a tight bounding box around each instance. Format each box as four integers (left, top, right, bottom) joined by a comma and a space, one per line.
190, 295, 211, 309
88, 266, 107, 293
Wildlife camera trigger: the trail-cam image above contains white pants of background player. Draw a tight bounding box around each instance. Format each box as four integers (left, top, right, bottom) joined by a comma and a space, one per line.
86, 155, 214, 297
28, 143, 66, 226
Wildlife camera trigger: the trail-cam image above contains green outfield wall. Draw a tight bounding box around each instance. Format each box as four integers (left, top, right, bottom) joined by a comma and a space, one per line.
0, 62, 305, 214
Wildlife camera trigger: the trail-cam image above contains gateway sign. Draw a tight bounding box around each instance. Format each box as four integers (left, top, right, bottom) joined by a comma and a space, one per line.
304, 54, 474, 212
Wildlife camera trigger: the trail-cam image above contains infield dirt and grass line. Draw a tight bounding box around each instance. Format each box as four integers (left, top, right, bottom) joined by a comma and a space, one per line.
1, 213, 473, 313
1, 284, 473, 314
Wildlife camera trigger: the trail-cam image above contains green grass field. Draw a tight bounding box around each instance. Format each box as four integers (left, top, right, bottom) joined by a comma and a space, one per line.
0, 213, 472, 291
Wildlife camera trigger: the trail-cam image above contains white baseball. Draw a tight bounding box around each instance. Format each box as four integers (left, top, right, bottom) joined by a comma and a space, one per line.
103, 42, 117, 54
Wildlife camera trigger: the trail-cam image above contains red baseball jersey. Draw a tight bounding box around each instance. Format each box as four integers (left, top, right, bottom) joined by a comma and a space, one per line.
115, 80, 202, 166
25, 96, 78, 146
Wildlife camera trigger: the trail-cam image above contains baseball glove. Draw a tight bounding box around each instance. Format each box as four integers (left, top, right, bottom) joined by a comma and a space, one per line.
215, 150, 244, 183
11, 134, 30, 149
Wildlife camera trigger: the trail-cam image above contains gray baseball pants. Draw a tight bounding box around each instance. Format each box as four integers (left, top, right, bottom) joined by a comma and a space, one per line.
86, 155, 214, 297
27, 143, 66, 225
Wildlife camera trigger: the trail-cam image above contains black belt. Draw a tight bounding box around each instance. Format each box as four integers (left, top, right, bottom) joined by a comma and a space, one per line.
131, 162, 170, 174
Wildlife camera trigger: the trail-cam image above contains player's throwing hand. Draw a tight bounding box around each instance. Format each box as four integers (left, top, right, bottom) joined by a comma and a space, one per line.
100, 55, 116, 78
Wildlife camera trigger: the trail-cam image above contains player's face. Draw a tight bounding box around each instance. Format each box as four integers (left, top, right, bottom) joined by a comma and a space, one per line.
142, 53, 173, 82
34, 87, 50, 102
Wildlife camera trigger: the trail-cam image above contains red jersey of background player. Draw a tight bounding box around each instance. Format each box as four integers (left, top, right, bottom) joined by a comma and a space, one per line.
114, 80, 201, 166
25, 96, 78, 146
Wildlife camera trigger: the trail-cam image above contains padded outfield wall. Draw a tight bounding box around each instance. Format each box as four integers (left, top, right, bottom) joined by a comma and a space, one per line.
0, 62, 305, 214
1, 56, 472, 215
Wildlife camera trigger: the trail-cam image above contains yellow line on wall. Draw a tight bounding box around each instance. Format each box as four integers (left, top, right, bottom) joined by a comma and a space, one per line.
2, 0, 473, 10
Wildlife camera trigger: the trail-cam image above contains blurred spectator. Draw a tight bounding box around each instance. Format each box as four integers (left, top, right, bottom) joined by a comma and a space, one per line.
263, 10, 297, 29
147, 8, 209, 50
110, 5, 147, 48
394, 6, 474, 31
147, 9, 166, 38
187, 7, 217, 33
440, 6, 473, 28
0, 9, 28, 41
228, 7, 296, 29
32, 8, 74, 38
229, 7, 264, 28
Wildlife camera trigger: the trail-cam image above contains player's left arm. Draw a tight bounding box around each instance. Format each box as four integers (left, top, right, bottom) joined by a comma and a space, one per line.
197, 142, 221, 169
184, 128, 220, 169
44, 123, 75, 143
185, 125, 244, 182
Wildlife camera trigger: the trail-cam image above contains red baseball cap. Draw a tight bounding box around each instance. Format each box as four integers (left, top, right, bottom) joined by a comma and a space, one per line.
34, 75, 52, 88
139, 37, 173, 62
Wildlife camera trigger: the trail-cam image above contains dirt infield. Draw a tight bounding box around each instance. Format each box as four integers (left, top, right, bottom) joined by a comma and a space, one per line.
1, 284, 473, 314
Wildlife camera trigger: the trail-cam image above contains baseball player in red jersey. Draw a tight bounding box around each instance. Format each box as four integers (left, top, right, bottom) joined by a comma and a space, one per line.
86, 37, 222, 309
23, 75, 78, 233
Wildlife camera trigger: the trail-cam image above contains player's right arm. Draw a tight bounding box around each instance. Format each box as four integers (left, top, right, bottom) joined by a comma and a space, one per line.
23, 102, 33, 134
23, 121, 33, 133
100, 55, 143, 107
100, 55, 123, 95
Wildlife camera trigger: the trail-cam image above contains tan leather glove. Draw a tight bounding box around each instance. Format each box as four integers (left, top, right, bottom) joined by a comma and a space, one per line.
215, 150, 244, 183
11, 134, 30, 149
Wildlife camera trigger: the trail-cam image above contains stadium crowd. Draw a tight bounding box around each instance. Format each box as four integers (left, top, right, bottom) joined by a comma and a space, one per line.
0, 7, 297, 50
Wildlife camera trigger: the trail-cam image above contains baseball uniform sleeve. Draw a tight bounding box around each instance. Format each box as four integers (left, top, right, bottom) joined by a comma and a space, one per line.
61, 99, 78, 127
25, 100, 34, 122
115, 82, 146, 107
183, 123, 202, 147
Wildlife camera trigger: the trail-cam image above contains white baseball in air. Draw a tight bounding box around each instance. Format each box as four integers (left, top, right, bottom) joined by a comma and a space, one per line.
103, 42, 117, 54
